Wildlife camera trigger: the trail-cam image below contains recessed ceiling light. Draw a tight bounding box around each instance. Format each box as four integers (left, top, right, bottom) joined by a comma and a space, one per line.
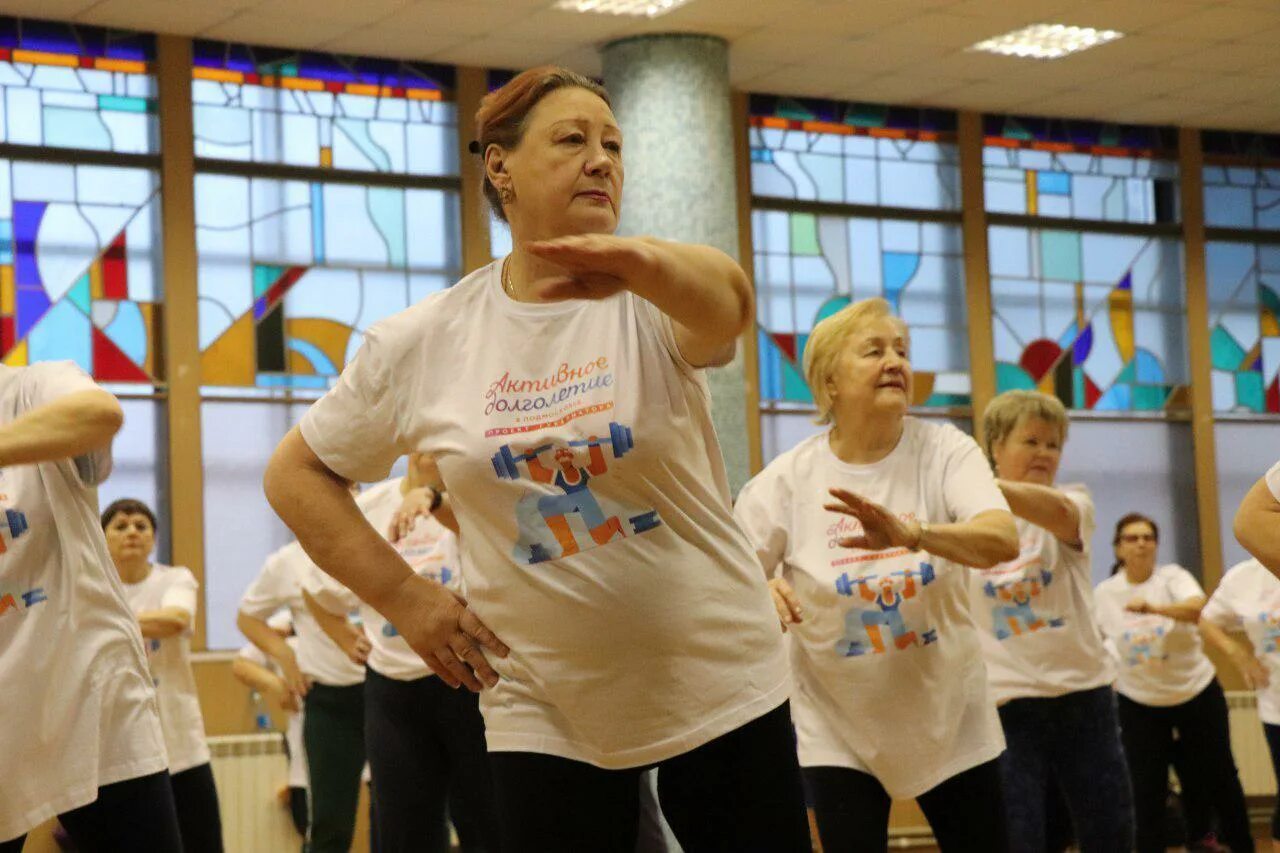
552, 0, 695, 17
968, 23, 1124, 60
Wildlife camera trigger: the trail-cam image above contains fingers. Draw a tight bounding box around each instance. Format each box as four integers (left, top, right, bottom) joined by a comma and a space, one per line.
452, 641, 501, 689
422, 652, 462, 689
436, 647, 484, 693
769, 587, 792, 629
771, 579, 804, 623
460, 609, 511, 657
837, 535, 871, 550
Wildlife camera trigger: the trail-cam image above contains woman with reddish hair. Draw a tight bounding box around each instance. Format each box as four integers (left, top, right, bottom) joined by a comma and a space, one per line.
264, 66, 809, 851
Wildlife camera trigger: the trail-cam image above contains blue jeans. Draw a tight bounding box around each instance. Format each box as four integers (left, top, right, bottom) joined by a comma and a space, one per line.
998, 685, 1135, 853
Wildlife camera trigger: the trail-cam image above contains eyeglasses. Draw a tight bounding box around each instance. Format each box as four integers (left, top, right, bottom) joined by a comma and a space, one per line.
1119, 533, 1157, 544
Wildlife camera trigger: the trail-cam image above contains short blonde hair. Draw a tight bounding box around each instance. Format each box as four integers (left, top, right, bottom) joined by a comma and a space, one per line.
802, 297, 908, 425
982, 390, 1069, 463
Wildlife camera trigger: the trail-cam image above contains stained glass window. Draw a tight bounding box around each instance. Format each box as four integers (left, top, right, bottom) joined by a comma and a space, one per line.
984, 114, 1179, 225
0, 159, 162, 383
1207, 241, 1280, 413
990, 226, 1188, 411
195, 174, 460, 392
1203, 132, 1280, 232
754, 210, 969, 408
749, 95, 959, 211
192, 41, 456, 176
0, 18, 156, 155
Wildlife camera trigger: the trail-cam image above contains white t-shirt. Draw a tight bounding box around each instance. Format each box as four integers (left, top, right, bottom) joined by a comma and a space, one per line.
1266, 460, 1280, 502
1202, 558, 1280, 724
123, 564, 211, 774
298, 261, 789, 769
238, 640, 307, 789
733, 420, 1009, 799
239, 543, 364, 687
969, 486, 1115, 703
0, 362, 167, 842
1094, 564, 1215, 707
305, 478, 462, 682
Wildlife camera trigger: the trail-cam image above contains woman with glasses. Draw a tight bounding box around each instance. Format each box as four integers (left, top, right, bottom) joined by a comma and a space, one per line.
1093, 513, 1252, 853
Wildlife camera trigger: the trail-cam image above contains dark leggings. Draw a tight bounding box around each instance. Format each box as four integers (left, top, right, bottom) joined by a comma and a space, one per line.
364, 668, 498, 852
805, 758, 1009, 852
488, 701, 810, 852
170, 762, 224, 853
1265, 722, 1280, 840
1117, 680, 1253, 853
0, 771, 181, 853
302, 682, 366, 853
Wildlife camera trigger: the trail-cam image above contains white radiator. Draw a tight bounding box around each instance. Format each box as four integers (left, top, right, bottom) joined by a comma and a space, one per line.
1227, 690, 1277, 796
209, 733, 302, 852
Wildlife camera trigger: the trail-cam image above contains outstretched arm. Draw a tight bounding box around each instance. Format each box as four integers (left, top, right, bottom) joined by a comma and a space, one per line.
1235, 476, 1280, 575
0, 389, 122, 466
998, 481, 1081, 546
1200, 617, 1269, 690
137, 608, 191, 639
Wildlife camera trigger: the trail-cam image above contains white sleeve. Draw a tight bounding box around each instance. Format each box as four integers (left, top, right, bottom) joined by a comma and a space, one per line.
733, 468, 789, 580
239, 554, 293, 620
1200, 582, 1241, 629
238, 643, 269, 667
1267, 460, 1280, 503
630, 293, 699, 379
1166, 565, 1207, 601
940, 427, 1010, 522
1063, 486, 1096, 556
28, 361, 114, 486
298, 325, 410, 484
301, 563, 360, 615
161, 568, 200, 619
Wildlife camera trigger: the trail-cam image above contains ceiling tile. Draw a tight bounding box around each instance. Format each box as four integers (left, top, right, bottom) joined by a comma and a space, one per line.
650, 0, 800, 32
550, 45, 603, 79
728, 56, 789, 86
1144, 6, 1280, 41
841, 72, 970, 104
78, 0, 242, 34
944, 0, 1076, 19
1233, 24, 1280, 46
872, 11, 1029, 48
1162, 39, 1280, 73
365, 1, 541, 39
429, 35, 577, 71
927, 79, 1077, 113
741, 62, 849, 99
728, 29, 856, 65
1062, 0, 1209, 34
1098, 34, 1210, 64
199, 9, 361, 46
318, 29, 466, 62
1168, 74, 1280, 104
256, 0, 414, 26
12, 0, 104, 19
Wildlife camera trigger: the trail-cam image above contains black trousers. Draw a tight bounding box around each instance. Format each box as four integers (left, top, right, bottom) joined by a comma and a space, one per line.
171, 762, 224, 853
301, 682, 366, 853
489, 701, 810, 852
0, 771, 181, 853
805, 758, 1009, 852
364, 668, 498, 852
1117, 680, 1253, 853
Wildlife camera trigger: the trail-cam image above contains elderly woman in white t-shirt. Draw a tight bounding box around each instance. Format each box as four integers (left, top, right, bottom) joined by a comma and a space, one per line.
102, 498, 223, 853
1094, 513, 1252, 853
734, 297, 1019, 852
262, 65, 807, 852
1201, 556, 1280, 852
967, 391, 1132, 852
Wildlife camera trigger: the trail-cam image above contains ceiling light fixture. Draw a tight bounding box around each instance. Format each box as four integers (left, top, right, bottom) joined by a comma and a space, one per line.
552, 0, 695, 18
968, 23, 1124, 60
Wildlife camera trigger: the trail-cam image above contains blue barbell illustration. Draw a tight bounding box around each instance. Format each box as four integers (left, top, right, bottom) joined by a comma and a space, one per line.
492, 423, 635, 480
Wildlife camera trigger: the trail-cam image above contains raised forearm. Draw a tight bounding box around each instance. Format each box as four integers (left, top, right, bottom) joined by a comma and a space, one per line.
302, 589, 358, 654
1200, 618, 1251, 666
918, 510, 1019, 569
627, 239, 752, 356
264, 428, 414, 617
137, 607, 191, 639
1153, 597, 1204, 624
0, 389, 122, 466
237, 612, 296, 666
998, 481, 1080, 545
1235, 478, 1280, 574
231, 658, 289, 701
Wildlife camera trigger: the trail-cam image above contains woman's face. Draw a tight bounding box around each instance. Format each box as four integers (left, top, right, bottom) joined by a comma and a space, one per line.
496, 86, 624, 240
1114, 521, 1158, 573
104, 511, 155, 566
992, 416, 1063, 485
827, 317, 912, 423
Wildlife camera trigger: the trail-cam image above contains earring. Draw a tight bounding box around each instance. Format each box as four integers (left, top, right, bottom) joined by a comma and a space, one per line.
499, 186, 515, 204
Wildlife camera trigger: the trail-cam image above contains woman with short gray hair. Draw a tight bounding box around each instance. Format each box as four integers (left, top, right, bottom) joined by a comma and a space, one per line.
969, 390, 1133, 852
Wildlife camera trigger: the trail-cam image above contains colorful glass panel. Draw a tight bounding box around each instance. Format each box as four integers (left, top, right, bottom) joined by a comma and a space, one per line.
1206, 241, 1280, 413
754, 210, 969, 408
195, 174, 461, 392
0, 159, 161, 383
749, 95, 960, 210
192, 41, 456, 176
990, 226, 1188, 411
0, 17, 156, 154
1202, 131, 1280, 232
984, 114, 1178, 224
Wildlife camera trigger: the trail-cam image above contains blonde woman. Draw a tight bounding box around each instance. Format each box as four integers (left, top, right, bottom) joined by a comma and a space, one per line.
734, 297, 1019, 851
969, 391, 1131, 851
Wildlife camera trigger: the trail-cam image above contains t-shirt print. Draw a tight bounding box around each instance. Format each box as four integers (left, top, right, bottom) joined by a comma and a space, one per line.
0, 466, 39, 614
833, 559, 939, 656
976, 552, 1066, 641
482, 357, 662, 565
1119, 615, 1170, 668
